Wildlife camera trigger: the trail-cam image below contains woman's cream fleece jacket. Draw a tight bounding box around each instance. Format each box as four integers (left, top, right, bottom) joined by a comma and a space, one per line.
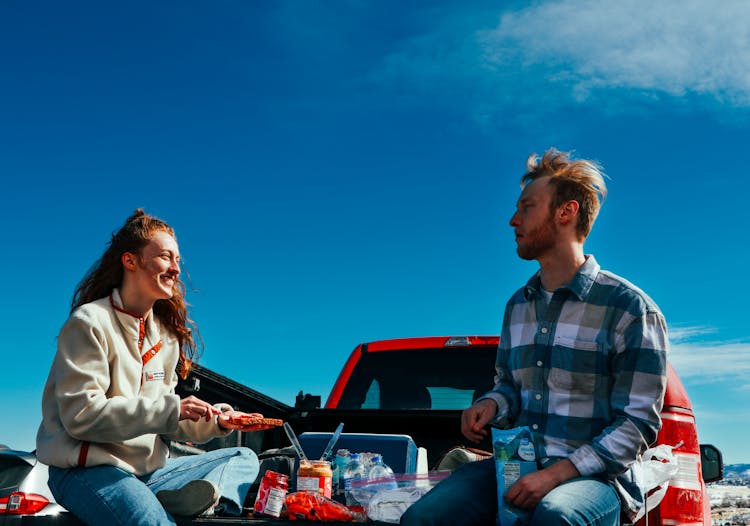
36, 290, 231, 476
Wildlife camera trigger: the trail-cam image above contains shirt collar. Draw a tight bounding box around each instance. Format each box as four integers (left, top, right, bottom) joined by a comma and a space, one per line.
523, 254, 600, 301
109, 288, 159, 349
110, 288, 152, 321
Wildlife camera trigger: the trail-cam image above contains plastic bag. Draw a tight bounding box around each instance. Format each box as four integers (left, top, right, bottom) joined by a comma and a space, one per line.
285, 491, 366, 522
631, 444, 680, 523
639, 444, 679, 489
348, 471, 451, 523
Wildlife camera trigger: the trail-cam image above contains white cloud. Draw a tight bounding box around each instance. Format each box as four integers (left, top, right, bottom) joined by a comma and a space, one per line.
669, 326, 717, 342
373, 0, 750, 120
485, 0, 750, 103
668, 330, 750, 383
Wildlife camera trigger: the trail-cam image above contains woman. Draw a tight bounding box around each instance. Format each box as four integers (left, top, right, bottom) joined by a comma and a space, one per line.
36, 209, 272, 525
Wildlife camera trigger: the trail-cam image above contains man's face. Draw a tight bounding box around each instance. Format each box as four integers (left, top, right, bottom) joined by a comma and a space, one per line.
509, 177, 558, 261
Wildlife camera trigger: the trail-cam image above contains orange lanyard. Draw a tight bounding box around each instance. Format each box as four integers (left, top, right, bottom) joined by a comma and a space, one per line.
142, 341, 162, 365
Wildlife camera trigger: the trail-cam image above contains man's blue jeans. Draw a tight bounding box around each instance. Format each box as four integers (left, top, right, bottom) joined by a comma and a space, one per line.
48, 447, 259, 526
400, 458, 621, 526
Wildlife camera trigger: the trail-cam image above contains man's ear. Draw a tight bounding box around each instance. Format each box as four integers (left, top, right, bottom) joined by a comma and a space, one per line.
121, 252, 138, 271
559, 200, 579, 226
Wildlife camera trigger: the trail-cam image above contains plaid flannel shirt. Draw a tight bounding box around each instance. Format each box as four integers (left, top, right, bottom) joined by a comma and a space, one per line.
483, 255, 668, 518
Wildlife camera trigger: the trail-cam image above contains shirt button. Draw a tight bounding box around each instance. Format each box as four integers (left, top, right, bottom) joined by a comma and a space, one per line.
536, 361, 543, 367
535, 394, 542, 400
541, 327, 548, 334
532, 424, 539, 430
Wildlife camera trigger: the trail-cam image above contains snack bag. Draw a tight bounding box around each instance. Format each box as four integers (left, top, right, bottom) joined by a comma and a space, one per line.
285, 491, 366, 522
492, 426, 537, 526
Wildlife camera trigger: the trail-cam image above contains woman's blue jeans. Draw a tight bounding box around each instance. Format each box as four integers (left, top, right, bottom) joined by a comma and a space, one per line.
48, 447, 259, 526
400, 458, 621, 526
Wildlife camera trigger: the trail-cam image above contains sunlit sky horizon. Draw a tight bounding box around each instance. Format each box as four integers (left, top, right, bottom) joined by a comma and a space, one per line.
2, 0, 750, 465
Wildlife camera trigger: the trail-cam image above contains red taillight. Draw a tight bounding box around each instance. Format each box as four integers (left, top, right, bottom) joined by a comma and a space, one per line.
655, 410, 706, 525
0, 492, 50, 515
632, 365, 709, 525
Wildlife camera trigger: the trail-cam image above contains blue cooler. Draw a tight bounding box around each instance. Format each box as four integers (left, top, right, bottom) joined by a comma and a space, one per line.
298, 432, 419, 473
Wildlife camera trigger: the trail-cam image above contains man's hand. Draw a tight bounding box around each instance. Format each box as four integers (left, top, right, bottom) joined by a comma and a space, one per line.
504, 459, 580, 509
461, 398, 498, 443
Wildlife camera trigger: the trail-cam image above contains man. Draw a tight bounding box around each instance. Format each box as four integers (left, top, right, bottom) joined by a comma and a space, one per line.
401, 149, 668, 525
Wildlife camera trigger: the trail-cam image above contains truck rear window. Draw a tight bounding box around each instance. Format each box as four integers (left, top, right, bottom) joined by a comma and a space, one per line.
336, 347, 496, 410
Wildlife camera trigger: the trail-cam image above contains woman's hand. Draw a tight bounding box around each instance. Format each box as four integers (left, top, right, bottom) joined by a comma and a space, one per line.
179, 395, 221, 422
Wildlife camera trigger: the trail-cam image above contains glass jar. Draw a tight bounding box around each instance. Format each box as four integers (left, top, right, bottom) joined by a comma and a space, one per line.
296, 459, 333, 498
253, 470, 289, 517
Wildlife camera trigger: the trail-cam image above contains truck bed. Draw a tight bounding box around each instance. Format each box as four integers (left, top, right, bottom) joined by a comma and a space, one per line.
14, 515, 369, 525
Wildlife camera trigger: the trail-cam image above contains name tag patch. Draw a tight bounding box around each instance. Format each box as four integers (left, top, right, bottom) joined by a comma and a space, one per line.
145, 370, 166, 382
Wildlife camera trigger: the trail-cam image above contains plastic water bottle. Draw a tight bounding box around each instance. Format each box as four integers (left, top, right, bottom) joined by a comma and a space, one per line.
367, 455, 397, 491
333, 449, 351, 502
343, 453, 366, 506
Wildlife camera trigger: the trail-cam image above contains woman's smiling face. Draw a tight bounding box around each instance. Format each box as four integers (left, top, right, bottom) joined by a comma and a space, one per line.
130, 231, 181, 305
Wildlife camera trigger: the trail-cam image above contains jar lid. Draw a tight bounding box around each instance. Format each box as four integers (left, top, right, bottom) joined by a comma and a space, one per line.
264, 470, 289, 482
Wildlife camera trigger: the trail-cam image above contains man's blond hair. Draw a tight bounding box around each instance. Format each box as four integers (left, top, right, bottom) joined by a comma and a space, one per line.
521, 148, 608, 239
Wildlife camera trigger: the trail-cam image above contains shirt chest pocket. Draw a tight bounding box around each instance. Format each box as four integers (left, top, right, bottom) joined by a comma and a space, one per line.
548, 336, 600, 393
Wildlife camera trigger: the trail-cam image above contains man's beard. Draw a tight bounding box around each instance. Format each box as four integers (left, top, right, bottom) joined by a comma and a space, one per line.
516, 213, 558, 261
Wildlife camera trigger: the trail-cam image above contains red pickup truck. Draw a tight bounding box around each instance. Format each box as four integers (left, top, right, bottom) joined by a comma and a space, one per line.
1, 336, 722, 525
323, 336, 723, 525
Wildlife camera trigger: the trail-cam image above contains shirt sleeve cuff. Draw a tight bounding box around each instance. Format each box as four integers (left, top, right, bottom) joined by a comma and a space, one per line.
568, 444, 607, 476
475, 393, 510, 424
166, 394, 181, 433
213, 403, 235, 436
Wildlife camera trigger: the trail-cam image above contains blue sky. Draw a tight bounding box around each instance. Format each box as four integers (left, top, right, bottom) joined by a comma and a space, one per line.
2, 0, 749, 464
